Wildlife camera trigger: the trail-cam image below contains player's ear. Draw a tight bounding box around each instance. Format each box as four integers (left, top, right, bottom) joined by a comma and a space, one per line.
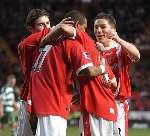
75, 21, 86, 32
75, 21, 80, 28
111, 25, 116, 31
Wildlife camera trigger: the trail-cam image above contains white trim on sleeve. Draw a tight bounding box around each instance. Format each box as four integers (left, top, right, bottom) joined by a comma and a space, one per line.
76, 63, 93, 76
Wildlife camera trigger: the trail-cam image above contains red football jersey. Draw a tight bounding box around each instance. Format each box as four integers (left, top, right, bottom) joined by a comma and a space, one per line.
28, 38, 93, 119
99, 43, 132, 101
18, 28, 49, 100
76, 30, 117, 121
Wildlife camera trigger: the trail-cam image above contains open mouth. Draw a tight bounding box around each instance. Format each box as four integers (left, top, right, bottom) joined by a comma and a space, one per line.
96, 35, 105, 38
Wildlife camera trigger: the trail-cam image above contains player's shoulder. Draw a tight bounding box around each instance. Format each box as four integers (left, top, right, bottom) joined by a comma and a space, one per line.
76, 29, 92, 39
76, 29, 95, 44
18, 37, 26, 49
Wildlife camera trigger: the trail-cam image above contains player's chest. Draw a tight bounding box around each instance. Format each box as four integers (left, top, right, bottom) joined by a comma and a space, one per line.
103, 48, 119, 66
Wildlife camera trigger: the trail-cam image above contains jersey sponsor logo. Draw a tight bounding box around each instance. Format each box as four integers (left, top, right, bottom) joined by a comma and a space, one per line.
32, 45, 52, 72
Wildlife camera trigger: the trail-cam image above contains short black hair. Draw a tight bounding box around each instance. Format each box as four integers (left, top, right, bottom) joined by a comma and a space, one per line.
64, 10, 86, 26
26, 8, 49, 26
94, 12, 116, 28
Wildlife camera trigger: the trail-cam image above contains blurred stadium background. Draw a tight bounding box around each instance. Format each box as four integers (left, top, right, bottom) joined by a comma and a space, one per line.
0, 0, 150, 135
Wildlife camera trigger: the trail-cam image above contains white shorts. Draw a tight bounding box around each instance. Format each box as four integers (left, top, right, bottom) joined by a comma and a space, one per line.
79, 110, 114, 136
35, 115, 67, 136
14, 100, 33, 136
113, 100, 129, 136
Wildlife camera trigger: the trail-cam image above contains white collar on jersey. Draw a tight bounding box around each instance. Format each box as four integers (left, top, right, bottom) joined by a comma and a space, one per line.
96, 41, 120, 51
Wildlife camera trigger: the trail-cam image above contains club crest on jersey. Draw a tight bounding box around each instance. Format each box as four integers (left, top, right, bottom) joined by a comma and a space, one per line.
83, 52, 91, 60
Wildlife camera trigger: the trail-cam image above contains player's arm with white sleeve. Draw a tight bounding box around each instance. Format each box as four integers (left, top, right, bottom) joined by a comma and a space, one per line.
77, 65, 106, 77
67, 40, 108, 78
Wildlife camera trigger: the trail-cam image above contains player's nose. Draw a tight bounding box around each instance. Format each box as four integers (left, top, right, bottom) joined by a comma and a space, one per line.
97, 27, 102, 33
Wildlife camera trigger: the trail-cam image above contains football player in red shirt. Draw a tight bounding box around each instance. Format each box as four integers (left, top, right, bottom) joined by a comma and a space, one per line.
18, 9, 109, 136
94, 12, 140, 136
42, 10, 118, 136
28, 33, 108, 136
17, 8, 77, 136
64, 10, 118, 136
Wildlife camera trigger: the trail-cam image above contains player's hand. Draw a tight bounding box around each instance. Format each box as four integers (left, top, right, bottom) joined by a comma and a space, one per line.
105, 30, 120, 41
59, 17, 75, 26
13, 101, 19, 111
71, 93, 80, 105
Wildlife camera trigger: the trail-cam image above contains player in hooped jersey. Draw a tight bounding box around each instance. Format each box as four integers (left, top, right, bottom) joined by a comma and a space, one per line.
94, 13, 140, 136
42, 10, 118, 136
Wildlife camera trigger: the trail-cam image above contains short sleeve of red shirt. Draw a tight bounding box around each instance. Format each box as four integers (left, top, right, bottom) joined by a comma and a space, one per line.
63, 39, 93, 75
18, 28, 50, 73
121, 48, 132, 65
76, 29, 100, 66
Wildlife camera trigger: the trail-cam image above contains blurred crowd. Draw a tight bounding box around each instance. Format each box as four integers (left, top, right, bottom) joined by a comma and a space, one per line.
130, 61, 150, 111
0, 0, 149, 111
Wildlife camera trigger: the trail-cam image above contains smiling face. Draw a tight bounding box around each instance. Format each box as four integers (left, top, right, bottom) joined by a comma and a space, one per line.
94, 18, 115, 45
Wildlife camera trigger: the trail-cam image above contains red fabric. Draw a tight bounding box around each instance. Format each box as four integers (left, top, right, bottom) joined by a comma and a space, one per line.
77, 30, 117, 121
116, 49, 132, 100
82, 109, 91, 136
102, 44, 132, 101
123, 101, 129, 136
102, 46, 120, 82
18, 28, 50, 101
28, 39, 93, 119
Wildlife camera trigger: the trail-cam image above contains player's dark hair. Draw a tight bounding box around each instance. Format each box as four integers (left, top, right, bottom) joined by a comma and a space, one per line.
64, 10, 86, 26
26, 8, 49, 26
94, 12, 116, 28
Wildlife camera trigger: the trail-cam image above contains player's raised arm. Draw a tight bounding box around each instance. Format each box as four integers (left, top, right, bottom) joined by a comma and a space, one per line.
105, 30, 140, 62
39, 18, 75, 47
78, 62, 117, 89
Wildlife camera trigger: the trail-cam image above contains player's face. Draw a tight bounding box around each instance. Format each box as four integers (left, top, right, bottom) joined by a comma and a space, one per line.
32, 16, 50, 33
94, 19, 114, 44
8, 78, 16, 87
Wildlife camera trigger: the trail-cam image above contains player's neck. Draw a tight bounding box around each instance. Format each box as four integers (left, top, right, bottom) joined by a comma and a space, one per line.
103, 39, 116, 48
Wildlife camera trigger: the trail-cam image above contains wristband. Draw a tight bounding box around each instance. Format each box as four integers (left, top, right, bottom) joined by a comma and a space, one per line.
103, 73, 109, 82
99, 65, 105, 74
